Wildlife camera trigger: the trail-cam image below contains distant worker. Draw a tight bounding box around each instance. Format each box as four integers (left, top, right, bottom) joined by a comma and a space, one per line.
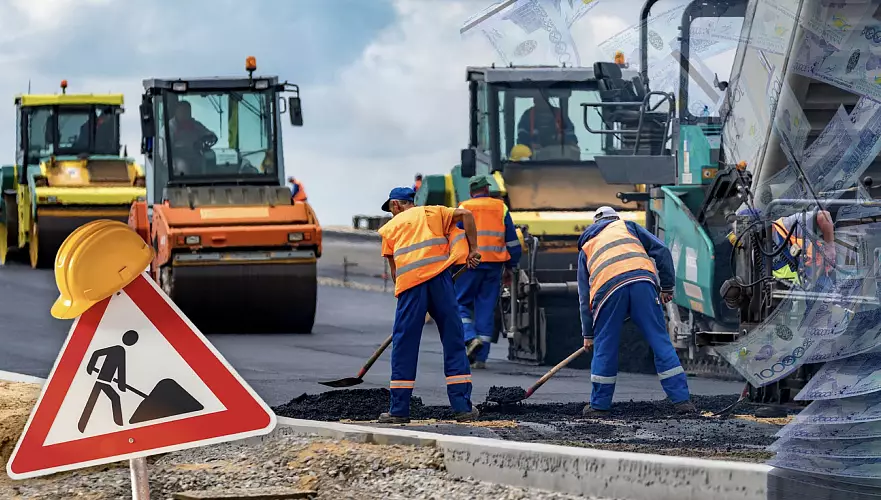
451, 176, 522, 369
288, 176, 308, 202
413, 173, 423, 192
516, 94, 579, 154
770, 208, 835, 287
578, 206, 695, 416
377, 186, 482, 423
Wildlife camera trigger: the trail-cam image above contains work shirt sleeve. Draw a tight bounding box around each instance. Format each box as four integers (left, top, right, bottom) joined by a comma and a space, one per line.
381, 237, 393, 258
630, 222, 675, 292
436, 206, 458, 235
577, 249, 594, 338
503, 209, 522, 268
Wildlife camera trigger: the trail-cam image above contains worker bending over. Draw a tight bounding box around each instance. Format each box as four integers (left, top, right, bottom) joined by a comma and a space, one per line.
451, 176, 522, 368
578, 206, 695, 416
378, 187, 482, 423
288, 176, 307, 202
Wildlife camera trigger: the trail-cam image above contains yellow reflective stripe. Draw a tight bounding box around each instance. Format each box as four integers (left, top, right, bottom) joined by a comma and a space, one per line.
586, 237, 643, 271
589, 252, 655, 287
446, 374, 472, 385
773, 265, 800, 284
397, 254, 450, 275
393, 237, 448, 257
390, 380, 415, 389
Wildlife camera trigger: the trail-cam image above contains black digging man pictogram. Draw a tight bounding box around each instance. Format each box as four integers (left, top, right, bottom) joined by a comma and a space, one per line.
78, 330, 139, 433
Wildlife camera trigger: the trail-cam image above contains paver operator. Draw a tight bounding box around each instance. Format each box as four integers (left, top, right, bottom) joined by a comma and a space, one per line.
578, 206, 696, 416
451, 176, 523, 369
377, 186, 482, 424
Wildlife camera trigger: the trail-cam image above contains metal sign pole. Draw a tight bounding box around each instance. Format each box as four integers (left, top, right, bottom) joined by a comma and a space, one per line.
130, 457, 150, 499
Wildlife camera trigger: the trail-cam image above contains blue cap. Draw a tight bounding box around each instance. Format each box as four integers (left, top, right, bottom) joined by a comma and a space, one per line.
382, 186, 416, 212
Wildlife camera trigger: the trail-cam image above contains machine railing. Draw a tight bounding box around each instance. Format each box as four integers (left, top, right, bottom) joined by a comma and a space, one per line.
581, 90, 676, 155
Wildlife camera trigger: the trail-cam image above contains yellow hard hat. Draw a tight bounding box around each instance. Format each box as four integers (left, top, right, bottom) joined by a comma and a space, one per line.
510, 144, 532, 161
51, 220, 154, 319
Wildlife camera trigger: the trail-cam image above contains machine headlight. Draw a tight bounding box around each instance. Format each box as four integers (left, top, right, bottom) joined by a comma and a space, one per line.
134, 176, 146, 187
172, 81, 188, 92
47, 196, 57, 203
185, 235, 200, 245
254, 80, 269, 90
288, 232, 304, 242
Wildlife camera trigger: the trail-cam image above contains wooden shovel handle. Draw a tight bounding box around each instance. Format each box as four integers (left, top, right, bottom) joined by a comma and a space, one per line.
525, 347, 586, 397
357, 334, 394, 378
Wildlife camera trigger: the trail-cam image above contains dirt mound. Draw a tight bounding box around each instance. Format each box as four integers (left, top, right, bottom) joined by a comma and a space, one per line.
0, 381, 40, 468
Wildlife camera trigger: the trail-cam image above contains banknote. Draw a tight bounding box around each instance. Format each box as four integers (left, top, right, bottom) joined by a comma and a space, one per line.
597, 1, 688, 65
838, 202, 881, 221
715, 299, 816, 387
794, 389, 881, 424
460, 0, 581, 67
799, 0, 876, 49
768, 69, 812, 163
770, 435, 881, 458
562, 0, 600, 27
804, 307, 881, 364
739, 1, 800, 55
793, 27, 881, 103
769, 453, 881, 478
776, 420, 881, 440
795, 352, 881, 401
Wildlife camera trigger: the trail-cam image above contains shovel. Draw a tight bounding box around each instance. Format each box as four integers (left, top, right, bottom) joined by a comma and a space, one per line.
487, 347, 587, 404
113, 377, 204, 424
713, 382, 750, 418
318, 264, 471, 388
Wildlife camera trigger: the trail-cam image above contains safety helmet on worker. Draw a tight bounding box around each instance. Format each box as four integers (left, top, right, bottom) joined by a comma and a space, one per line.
593, 206, 619, 221
51, 220, 154, 320
509, 144, 532, 161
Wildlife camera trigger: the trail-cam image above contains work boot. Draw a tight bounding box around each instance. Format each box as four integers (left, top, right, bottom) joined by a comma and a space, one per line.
454, 407, 480, 422
674, 400, 698, 415
471, 361, 486, 370
466, 339, 483, 363
378, 413, 410, 424
582, 405, 610, 418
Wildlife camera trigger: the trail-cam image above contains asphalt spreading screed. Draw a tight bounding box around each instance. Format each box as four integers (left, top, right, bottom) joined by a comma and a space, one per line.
272, 388, 793, 462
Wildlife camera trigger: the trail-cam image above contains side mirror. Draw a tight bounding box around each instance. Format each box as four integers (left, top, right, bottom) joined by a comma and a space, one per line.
139, 102, 155, 139
288, 97, 303, 126
461, 149, 476, 178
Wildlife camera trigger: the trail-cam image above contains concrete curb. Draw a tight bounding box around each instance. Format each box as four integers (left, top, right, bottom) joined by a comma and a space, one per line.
0, 373, 771, 500
267, 417, 772, 500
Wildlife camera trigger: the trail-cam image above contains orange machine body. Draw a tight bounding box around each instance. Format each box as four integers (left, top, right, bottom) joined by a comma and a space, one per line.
129, 200, 322, 276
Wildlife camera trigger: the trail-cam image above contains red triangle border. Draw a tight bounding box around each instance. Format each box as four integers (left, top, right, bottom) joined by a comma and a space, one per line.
8, 274, 275, 479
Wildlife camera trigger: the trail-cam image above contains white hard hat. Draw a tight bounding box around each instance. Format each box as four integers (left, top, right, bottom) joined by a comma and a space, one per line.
594, 206, 619, 221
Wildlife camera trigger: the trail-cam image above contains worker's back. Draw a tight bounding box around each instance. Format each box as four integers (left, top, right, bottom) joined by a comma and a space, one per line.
379, 205, 456, 295
456, 197, 509, 263
581, 219, 657, 307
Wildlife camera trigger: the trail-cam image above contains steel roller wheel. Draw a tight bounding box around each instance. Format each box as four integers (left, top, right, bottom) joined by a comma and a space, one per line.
29, 220, 55, 269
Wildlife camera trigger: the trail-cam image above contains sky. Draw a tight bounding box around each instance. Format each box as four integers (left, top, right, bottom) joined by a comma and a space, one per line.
0, 0, 661, 225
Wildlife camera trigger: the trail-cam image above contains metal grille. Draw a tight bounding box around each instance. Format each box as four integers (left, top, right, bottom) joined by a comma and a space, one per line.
86, 160, 130, 183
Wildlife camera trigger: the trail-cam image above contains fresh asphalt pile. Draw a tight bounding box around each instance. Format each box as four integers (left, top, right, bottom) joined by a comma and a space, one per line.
273, 388, 790, 462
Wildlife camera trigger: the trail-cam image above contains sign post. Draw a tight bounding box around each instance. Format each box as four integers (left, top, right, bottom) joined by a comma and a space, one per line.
7, 220, 277, 484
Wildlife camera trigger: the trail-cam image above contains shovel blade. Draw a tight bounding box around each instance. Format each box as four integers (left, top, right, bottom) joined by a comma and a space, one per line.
317, 377, 364, 388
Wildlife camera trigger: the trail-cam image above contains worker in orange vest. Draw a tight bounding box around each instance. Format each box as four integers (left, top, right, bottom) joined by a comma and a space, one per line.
413, 173, 423, 192
378, 186, 481, 423
288, 176, 307, 202
578, 206, 694, 416
450, 176, 522, 369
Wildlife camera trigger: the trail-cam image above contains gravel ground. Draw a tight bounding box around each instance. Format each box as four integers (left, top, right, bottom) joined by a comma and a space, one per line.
2, 433, 613, 499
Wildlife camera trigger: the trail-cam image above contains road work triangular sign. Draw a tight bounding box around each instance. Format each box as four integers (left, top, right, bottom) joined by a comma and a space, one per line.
7, 273, 277, 479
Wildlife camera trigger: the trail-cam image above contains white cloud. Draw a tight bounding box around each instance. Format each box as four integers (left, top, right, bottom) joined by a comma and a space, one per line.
290, 0, 639, 225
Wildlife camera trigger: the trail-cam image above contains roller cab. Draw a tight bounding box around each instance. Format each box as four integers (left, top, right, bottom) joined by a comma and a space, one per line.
0, 82, 146, 268
134, 59, 320, 333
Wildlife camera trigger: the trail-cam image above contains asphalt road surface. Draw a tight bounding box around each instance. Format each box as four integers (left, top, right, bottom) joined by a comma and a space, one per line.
0, 233, 742, 408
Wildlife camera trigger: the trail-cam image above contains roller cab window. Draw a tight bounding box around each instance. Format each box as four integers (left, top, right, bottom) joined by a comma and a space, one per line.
161, 90, 277, 183
23, 105, 121, 165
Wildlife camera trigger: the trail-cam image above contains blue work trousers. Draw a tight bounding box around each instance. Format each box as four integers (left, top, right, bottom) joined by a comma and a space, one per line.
590, 281, 690, 410
389, 270, 473, 416
454, 264, 502, 362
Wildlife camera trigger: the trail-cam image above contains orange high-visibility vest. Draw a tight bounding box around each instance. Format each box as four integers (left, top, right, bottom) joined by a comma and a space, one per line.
414, 179, 423, 191
581, 219, 657, 308
293, 180, 307, 202
450, 197, 510, 265
772, 217, 829, 275
378, 206, 461, 296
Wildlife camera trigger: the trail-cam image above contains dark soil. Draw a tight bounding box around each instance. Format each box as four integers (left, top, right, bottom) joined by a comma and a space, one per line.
485, 386, 527, 404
